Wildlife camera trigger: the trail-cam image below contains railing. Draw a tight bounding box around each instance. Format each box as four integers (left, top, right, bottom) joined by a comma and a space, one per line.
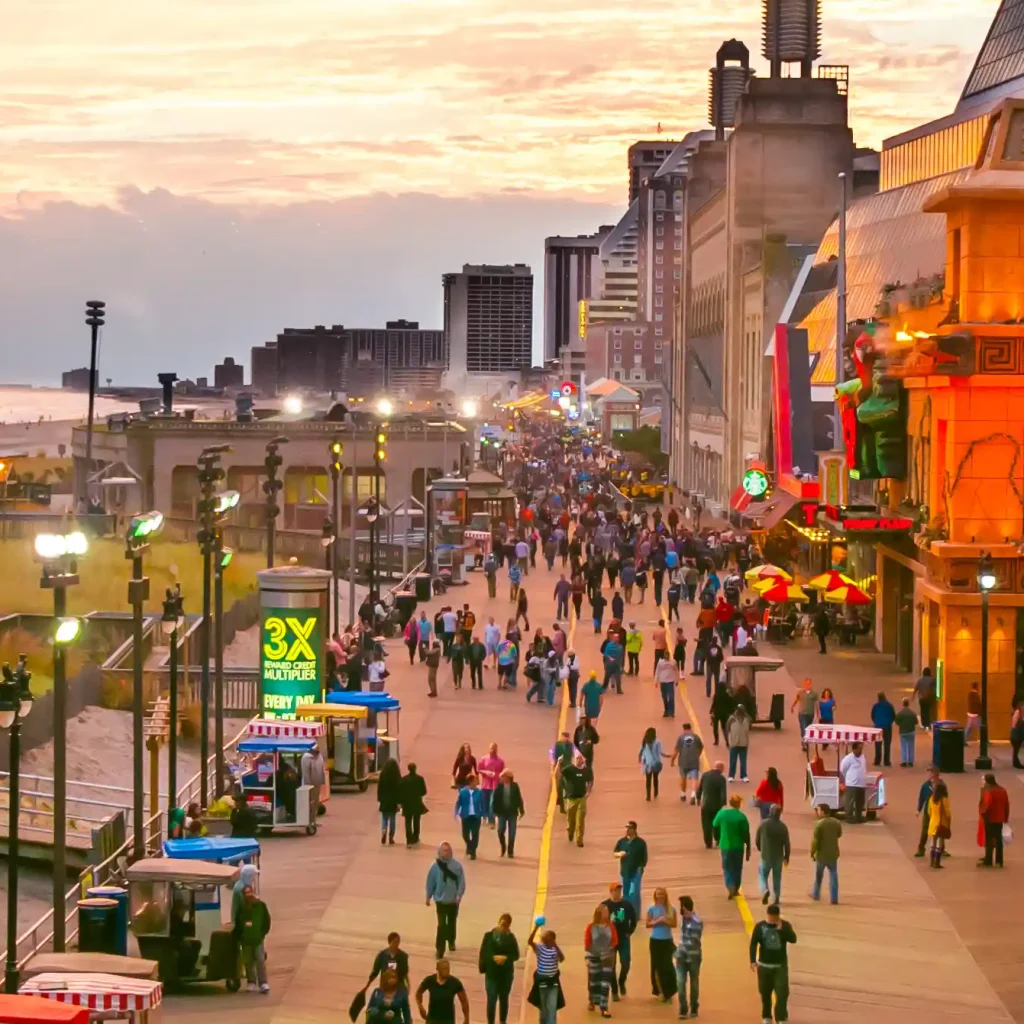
1, 722, 251, 970
388, 559, 427, 599
0, 774, 139, 841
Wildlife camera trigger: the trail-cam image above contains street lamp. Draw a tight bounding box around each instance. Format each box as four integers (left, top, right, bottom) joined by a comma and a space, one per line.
977, 552, 997, 770
213, 541, 232, 798
35, 529, 86, 952
461, 399, 478, 419
2, 654, 33, 993
126, 511, 162, 859
82, 300, 106, 508
263, 436, 288, 569
329, 439, 342, 636
283, 394, 303, 415
161, 585, 184, 815
376, 398, 394, 418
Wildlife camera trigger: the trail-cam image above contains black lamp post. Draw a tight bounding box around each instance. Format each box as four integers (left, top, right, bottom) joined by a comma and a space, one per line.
372, 422, 388, 603
3, 654, 33, 993
263, 436, 288, 569
214, 541, 231, 797
161, 585, 184, 814
329, 438, 342, 634
977, 552, 997, 771
82, 300, 105, 508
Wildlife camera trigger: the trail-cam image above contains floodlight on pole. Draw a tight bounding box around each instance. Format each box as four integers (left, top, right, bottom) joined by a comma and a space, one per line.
54, 617, 82, 646
376, 398, 394, 417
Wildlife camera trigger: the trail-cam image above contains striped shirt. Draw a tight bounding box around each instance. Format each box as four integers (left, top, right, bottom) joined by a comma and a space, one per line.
534, 944, 559, 976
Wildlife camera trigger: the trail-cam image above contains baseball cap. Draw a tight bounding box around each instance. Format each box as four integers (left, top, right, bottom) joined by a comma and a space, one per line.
625, 820, 637, 829
609, 881, 622, 892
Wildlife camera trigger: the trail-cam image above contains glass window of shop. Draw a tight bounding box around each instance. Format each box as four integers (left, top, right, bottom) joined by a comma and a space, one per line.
880, 114, 988, 190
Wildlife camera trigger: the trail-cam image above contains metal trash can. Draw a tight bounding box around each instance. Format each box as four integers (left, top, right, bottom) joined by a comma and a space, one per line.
86, 885, 129, 955
393, 590, 416, 628
414, 573, 432, 603
77, 897, 120, 954
933, 721, 965, 773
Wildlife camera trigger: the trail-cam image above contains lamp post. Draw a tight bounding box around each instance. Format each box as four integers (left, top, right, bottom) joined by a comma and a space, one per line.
365, 499, 380, 605
263, 436, 288, 569
214, 541, 232, 797
82, 300, 105, 508
372, 421, 388, 604
2, 654, 33, 993
161, 585, 184, 814
977, 552, 997, 771
329, 439, 342, 634
34, 529, 86, 951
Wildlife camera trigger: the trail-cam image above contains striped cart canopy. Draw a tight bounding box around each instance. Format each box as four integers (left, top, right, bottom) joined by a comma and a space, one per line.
803, 724, 882, 745
247, 718, 324, 740
20, 974, 162, 1013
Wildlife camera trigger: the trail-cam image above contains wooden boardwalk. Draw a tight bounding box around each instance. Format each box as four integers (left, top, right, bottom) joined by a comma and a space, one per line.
162, 560, 1020, 1024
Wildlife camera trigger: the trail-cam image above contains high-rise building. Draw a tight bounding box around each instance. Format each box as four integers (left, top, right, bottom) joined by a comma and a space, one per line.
443, 265, 534, 384
214, 356, 245, 390
543, 231, 610, 362
250, 341, 278, 396
628, 140, 679, 204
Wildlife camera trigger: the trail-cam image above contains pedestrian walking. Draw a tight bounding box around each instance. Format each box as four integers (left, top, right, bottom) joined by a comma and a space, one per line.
755, 805, 790, 906
790, 679, 818, 742
726, 705, 751, 782
895, 698, 919, 766
670, 722, 703, 803
426, 641, 442, 697
672, 628, 687, 672
809, 804, 842, 904
366, 968, 413, 1024
565, 652, 580, 707
839, 742, 868, 823
591, 591, 607, 633
477, 743, 505, 825
584, 905, 617, 1018
611, 590, 624, 623
645, 888, 678, 1003
492, 769, 525, 858
417, 611, 435, 660
602, 883, 636, 1001
468, 636, 487, 690
753, 767, 784, 820
450, 635, 466, 689
964, 682, 982, 745
813, 605, 829, 654
639, 728, 666, 800
978, 772, 1011, 868
485, 617, 502, 670
551, 731, 574, 814
526, 922, 565, 1024
425, 843, 466, 959
870, 691, 896, 767
818, 688, 836, 725
653, 653, 678, 718
704, 637, 724, 698
415, 959, 470, 1024
562, 755, 593, 847
404, 616, 419, 666
377, 757, 402, 846
625, 623, 643, 676
400, 762, 428, 847
696, 761, 728, 849
674, 896, 703, 1020
365, 932, 411, 992
710, 683, 734, 746
613, 820, 648, 916
484, 553, 498, 599
580, 670, 604, 721
454, 775, 485, 860
1011, 699, 1024, 768
479, 914, 520, 1024
516, 589, 531, 632
927, 779, 952, 868
915, 766, 940, 858
509, 562, 523, 604
554, 575, 571, 620
712, 794, 750, 898
913, 666, 936, 729
749, 904, 796, 1024
452, 743, 477, 788
233, 883, 271, 993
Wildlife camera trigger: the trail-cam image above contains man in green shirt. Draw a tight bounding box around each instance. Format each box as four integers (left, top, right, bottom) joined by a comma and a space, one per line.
894, 698, 919, 767
712, 794, 750, 898
790, 679, 819, 742
810, 804, 843, 904
579, 670, 604, 720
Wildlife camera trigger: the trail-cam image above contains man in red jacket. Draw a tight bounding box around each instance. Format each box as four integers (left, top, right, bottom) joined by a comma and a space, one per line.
979, 773, 1011, 868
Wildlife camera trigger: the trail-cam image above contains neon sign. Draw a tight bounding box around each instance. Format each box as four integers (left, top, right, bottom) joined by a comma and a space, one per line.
260, 608, 322, 718
742, 468, 770, 499
842, 517, 913, 532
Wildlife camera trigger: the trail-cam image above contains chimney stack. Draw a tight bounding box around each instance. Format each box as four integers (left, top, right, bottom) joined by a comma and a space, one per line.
157, 373, 178, 415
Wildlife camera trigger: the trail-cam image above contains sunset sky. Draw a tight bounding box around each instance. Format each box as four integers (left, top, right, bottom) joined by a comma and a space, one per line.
0, 0, 1001, 381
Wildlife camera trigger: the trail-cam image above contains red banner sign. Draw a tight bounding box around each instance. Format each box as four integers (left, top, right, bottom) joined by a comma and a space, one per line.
842, 517, 913, 532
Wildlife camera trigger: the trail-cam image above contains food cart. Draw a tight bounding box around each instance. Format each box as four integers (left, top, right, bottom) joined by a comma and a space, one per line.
20, 974, 162, 1023
125, 859, 240, 992
804, 723, 886, 819
0, 993, 89, 1024
296, 703, 372, 791
325, 691, 401, 775
723, 655, 785, 729
163, 837, 260, 868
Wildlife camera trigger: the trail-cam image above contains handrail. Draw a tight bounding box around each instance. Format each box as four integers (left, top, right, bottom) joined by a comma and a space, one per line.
389, 558, 426, 599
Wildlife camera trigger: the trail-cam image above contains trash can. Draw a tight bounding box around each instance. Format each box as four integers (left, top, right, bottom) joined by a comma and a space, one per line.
86, 885, 129, 955
933, 721, 965, 773
77, 897, 120, 954
414, 573, 432, 603
393, 590, 416, 628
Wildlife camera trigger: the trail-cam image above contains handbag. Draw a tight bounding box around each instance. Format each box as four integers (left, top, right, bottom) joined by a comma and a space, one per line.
1003, 823, 1014, 845
936, 824, 951, 840
348, 990, 366, 1022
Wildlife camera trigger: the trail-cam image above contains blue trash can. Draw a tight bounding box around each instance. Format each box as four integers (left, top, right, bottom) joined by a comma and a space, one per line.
77, 897, 119, 954
87, 885, 129, 955
932, 721, 957, 766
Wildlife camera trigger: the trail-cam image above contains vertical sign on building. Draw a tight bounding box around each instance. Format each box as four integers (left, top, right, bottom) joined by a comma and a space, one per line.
578, 299, 588, 340
818, 451, 849, 508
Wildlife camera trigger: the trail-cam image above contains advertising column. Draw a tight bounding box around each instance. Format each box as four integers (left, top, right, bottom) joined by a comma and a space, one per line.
257, 565, 332, 719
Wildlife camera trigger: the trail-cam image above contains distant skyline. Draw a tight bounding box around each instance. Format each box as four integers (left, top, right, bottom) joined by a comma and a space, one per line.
0, 0, 999, 382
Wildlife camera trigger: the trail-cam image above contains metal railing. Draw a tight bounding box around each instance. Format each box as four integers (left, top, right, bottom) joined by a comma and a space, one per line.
0, 774, 139, 840
1, 722, 251, 970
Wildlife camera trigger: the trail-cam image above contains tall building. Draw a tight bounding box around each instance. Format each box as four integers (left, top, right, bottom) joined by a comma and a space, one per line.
443, 265, 534, 385
586, 209, 640, 324
628, 140, 678, 203
214, 356, 245, 390
543, 231, 609, 362
250, 341, 278, 396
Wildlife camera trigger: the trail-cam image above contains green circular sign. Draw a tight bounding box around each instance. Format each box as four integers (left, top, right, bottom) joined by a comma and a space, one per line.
742, 469, 769, 498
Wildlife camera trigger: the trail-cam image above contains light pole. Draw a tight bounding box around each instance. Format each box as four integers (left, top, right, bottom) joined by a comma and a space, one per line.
320, 516, 335, 633
34, 530, 86, 951
263, 436, 288, 569
329, 439, 342, 633
835, 171, 848, 452
372, 421, 388, 603
82, 300, 105, 508
365, 500, 380, 607
977, 552, 997, 771
161, 585, 184, 814
126, 511, 163, 858
214, 542, 232, 797
3, 654, 33, 993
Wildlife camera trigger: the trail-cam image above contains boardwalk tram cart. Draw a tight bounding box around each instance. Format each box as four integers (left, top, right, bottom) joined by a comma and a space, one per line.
723, 655, 786, 729
125, 859, 240, 993
295, 703, 372, 792
235, 719, 324, 835
163, 837, 260, 868
322, 691, 402, 778
804, 723, 887, 819
20, 972, 162, 1022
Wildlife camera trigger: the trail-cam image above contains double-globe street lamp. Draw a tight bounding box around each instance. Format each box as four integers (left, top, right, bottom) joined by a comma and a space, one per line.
976, 552, 997, 771
160, 585, 185, 815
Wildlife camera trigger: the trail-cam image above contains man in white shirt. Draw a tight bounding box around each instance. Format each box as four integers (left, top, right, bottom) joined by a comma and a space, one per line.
514, 538, 530, 575
734, 623, 750, 653
839, 742, 868, 823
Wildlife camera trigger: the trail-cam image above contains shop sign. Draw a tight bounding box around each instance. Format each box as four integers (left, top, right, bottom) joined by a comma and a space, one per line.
842, 516, 913, 532
260, 607, 322, 718
742, 468, 770, 499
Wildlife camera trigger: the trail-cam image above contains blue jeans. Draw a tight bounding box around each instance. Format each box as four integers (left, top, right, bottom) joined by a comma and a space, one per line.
758, 858, 782, 901
659, 681, 675, 716
497, 813, 518, 855
461, 815, 481, 856
798, 712, 812, 739
721, 848, 744, 892
526, 677, 544, 702
675, 958, 700, 1015
556, 597, 568, 619
899, 733, 916, 765
705, 662, 720, 698
621, 869, 643, 916
812, 859, 839, 903
380, 811, 396, 838
481, 788, 494, 823
536, 976, 559, 1024
728, 746, 748, 779
545, 677, 556, 705
693, 648, 704, 674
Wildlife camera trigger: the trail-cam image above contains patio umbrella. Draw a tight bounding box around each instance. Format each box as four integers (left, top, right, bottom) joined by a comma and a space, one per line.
745, 564, 792, 582
806, 570, 857, 591
823, 584, 872, 605
758, 581, 810, 603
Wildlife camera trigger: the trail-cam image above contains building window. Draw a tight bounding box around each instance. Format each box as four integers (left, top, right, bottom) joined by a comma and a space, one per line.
655, 255, 663, 264
612, 369, 622, 380
656, 226, 664, 236
654, 193, 666, 209
674, 240, 682, 249
634, 327, 644, 335
656, 269, 664, 279
613, 354, 622, 364
655, 283, 663, 293
656, 241, 664, 250
655, 313, 663, 322
656, 212, 664, 221
674, 269, 682, 279
614, 327, 622, 334
652, 393, 662, 404
613, 339, 622, 349
654, 340, 663, 350
655, 327, 663, 336
655, 296, 663, 307
654, 353, 663, 364
631, 370, 644, 382
633, 354, 643, 366
634, 339, 643, 349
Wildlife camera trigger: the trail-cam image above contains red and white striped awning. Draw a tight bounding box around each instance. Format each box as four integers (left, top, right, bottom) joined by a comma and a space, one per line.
248, 718, 324, 739
21, 974, 162, 1011
804, 724, 881, 745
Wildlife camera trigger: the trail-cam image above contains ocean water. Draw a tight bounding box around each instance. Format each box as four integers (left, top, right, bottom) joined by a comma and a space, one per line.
0, 386, 140, 424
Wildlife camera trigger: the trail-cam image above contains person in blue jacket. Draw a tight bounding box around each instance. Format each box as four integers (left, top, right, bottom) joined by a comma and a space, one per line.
426, 842, 466, 960
454, 775, 486, 860
870, 691, 896, 768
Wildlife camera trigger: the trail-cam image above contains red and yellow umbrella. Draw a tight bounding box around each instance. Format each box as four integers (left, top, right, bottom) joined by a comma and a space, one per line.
745, 564, 792, 583
823, 584, 872, 606
758, 581, 810, 604
807, 570, 857, 591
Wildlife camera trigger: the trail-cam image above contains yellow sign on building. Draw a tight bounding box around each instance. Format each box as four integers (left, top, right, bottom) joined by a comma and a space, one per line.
578, 299, 587, 339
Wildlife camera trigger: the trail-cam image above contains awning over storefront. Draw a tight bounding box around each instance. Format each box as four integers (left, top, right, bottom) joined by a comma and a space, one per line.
743, 491, 800, 530
729, 484, 753, 514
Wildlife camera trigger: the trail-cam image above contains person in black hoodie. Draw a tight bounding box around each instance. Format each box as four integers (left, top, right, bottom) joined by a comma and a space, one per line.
749, 904, 797, 1023
696, 761, 728, 850
478, 913, 521, 1024
602, 881, 637, 1000
710, 683, 735, 746
491, 770, 525, 858
399, 763, 428, 847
